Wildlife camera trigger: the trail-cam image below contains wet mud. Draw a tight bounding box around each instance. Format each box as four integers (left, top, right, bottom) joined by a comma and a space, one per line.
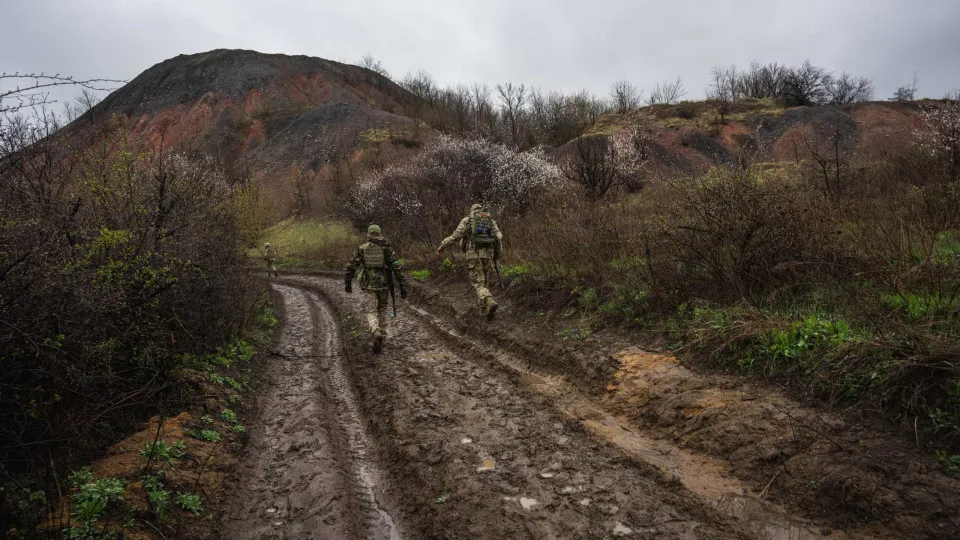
220, 284, 399, 539
220, 272, 958, 539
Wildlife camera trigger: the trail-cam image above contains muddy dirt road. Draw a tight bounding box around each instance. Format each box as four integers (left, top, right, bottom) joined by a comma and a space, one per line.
219, 274, 930, 539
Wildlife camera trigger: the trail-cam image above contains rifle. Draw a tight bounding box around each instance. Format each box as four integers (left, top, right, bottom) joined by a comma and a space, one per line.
493, 260, 505, 290
493, 243, 505, 290
387, 266, 397, 317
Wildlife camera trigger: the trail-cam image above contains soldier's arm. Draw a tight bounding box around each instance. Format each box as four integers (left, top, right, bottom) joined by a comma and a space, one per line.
344, 248, 363, 281
491, 219, 504, 252
439, 217, 470, 250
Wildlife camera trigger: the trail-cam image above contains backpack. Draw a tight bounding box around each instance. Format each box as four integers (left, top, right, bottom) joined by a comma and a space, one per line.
360, 242, 388, 289
469, 210, 497, 247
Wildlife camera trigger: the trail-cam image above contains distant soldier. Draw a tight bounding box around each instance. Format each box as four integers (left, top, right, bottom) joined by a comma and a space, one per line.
345, 224, 408, 353
263, 242, 278, 277
437, 203, 503, 320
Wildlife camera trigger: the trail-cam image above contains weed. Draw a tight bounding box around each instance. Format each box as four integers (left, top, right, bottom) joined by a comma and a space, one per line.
440, 258, 456, 272
220, 409, 238, 424
70, 467, 94, 488
233, 424, 247, 434
67, 474, 125, 537
172, 440, 188, 456
176, 492, 203, 515
198, 430, 221, 443
435, 492, 451, 504
200, 414, 214, 424
410, 269, 431, 282
228, 394, 242, 405
142, 474, 170, 521
224, 376, 242, 391
936, 450, 960, 476
139, 441, 176, 464
209, 373, 225, 386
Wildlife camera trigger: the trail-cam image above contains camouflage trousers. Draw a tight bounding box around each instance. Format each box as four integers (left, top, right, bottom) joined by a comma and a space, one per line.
468, 257, 495, 307
265, 258, 277, 276
363, 289, 390, 335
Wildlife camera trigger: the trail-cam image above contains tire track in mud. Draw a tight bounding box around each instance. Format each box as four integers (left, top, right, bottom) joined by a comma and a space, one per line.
281, 273, 894, 540
221, 284, 399, 539
280, 275, 745, 539
400, 303, 892, 540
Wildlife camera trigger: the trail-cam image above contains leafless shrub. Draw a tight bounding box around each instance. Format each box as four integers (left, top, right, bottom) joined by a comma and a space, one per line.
648, 76, 686, 105
359, 53, 391, 79
610, 80, 642, 114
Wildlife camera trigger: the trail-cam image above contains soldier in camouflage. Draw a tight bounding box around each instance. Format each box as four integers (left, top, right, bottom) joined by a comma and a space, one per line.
345, 224, 408, 353
437, 203, 503, 320
263, 242, 278, 277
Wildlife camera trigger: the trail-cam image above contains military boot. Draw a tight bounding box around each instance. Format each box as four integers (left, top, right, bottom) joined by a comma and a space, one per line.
484, 297, 498, 321
372, 329, 385, 353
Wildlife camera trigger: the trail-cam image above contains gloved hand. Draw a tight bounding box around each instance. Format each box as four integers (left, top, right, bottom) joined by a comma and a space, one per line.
344, 281, 352, 293
400, 287, 408, 300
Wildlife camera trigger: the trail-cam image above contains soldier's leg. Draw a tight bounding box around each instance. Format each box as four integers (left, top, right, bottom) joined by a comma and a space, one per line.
364, 291, 381, 335
371, 289, 388, 352
468, 258, 492, 308
376, 289, 389, 335
480, 258, 498, 319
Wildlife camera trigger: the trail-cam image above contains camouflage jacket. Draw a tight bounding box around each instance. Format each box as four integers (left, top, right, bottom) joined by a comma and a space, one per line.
264, 246, 277, 261
345, 238, 407, 291
440, 213, 503, 259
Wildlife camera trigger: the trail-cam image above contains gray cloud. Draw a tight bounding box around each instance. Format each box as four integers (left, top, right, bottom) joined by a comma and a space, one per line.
2, 0, 959, 109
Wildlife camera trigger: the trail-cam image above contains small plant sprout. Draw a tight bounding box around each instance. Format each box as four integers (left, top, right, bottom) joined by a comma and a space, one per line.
220, 409, 238, 424
176, 492, 203, 515
199, 429, 221, 443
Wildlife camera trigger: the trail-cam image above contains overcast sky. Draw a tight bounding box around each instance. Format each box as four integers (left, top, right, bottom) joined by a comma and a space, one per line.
3, 0, 959, 108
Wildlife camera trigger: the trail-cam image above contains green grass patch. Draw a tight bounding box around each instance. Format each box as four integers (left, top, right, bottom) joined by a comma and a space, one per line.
250, 218, 361, 270
410, 269, 431, 282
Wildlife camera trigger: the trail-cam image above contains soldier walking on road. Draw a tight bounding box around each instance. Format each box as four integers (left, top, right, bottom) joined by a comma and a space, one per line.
345, 224, 408, 353
263, 242, 278, 277
437, 203, 503, 320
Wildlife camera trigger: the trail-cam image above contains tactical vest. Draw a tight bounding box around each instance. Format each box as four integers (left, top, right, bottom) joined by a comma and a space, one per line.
469, 211, 497, 247
360, 242, 388, 290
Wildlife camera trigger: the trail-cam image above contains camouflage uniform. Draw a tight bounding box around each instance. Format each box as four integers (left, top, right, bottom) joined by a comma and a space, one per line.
345, 225, 407, 352
264, 242, 278, 277
438, 204, 503, 319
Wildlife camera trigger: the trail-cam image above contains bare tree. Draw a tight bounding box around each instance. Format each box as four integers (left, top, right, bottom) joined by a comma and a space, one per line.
801, 119, 856, 196
496, 82, 527, 146
0, 72, 122, 115
562, 135, 620, 200
359, 54, 391, 79
648, 76, 687, 105
828, 72, 874, 104
707, 66, 735, 124
610, 80, 642, 114
782, 60, 833, 106
890, 70, 920, 101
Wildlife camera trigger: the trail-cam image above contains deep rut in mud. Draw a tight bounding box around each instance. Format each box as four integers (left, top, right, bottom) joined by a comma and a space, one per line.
222, 274, 928, 539
221, 284, 399, 539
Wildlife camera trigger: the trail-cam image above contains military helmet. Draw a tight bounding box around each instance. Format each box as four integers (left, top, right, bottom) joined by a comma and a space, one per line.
470, 203, 483, 212
264, 242, 271, 247
367, 224, 382, 236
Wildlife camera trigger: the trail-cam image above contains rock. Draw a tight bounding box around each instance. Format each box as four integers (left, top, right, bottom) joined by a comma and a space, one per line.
613, 522, 633, 536
519, 497, 538, 510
